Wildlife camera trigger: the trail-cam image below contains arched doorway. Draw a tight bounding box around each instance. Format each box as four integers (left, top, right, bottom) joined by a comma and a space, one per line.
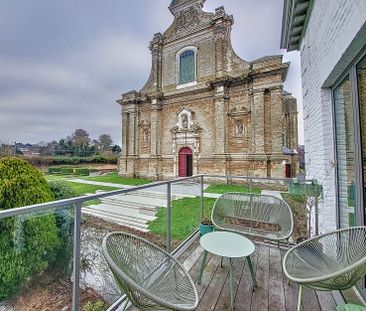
178, 147, 193, 177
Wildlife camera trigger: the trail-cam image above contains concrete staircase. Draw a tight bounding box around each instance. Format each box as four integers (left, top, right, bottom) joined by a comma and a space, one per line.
82, 190, 189, 232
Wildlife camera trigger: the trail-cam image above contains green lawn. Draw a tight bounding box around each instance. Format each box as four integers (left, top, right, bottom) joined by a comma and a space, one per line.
205, 184, 261, 194
80, 172, 152, 186
64, 182, 119, 207
148, 197, 216, 241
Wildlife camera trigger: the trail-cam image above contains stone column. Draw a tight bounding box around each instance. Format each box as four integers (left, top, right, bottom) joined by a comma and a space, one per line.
252, 90, 265, 154
270, 87, 283, 154
149, 98, 162, 180
127, 105, 138, 156
118, 108, 129, 175
214, 85, 228, 154
149, 33, 163, 91
121, 108, 128, 157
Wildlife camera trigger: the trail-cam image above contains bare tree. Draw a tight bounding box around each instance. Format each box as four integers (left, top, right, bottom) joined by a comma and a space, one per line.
0, 140, 14, 156
72, 129, 90, 148
97, 134, 113, 151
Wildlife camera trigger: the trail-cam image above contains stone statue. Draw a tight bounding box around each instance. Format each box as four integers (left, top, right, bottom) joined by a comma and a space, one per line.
236, 121, 244, 135
182, 114, 188, 129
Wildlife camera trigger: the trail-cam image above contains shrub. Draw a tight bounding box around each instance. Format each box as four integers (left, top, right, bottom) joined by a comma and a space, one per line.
75, 168, 90, 176
48, 180, 76, 275
48, 180, 77, 200
60, 167, 74, 174
0, 157, 60, 300
83, 300, 108, 311
48, 167, 63, 174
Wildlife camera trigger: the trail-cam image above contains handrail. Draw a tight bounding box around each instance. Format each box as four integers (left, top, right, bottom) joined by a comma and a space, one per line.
0, 173, 318, 310
0, 174, 315, 219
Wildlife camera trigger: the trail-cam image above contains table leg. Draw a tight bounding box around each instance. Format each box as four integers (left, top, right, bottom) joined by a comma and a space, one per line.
197, 250, 208, 285
229, 258, 234, 310
246, 256, 257, 288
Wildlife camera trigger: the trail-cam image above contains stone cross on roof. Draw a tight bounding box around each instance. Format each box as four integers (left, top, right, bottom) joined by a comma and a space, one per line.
169, 0, 206, 16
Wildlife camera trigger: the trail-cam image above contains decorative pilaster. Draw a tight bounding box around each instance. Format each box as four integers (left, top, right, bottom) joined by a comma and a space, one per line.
148, 98, 162, 180
270, 87, 283, 154
117, 90, 140, 178
214, 85, 229, 154
252, 91, 265, 154
212, 7, 233, 78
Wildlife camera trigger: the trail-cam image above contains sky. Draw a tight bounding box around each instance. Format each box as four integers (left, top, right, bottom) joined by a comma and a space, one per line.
0, 0, 303, 146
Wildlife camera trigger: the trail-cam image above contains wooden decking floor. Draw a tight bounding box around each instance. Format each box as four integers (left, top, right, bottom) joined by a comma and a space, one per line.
185, 238, 341, 311
129, 237, 343, 311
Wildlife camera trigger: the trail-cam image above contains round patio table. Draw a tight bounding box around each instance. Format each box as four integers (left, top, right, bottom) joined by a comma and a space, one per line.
197, 231, 256, 310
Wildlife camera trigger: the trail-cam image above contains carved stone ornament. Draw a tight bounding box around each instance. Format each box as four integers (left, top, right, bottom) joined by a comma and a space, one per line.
138, 119, 151, 127
228, 106, 251, 116
176, 6, 201, 32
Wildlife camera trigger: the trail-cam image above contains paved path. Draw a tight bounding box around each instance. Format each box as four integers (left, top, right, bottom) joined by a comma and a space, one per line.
67, 178, 283, 199
68, 178, 210, 196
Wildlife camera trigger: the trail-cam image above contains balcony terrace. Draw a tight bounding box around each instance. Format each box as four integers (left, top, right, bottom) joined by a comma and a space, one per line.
0, 175, 361, 311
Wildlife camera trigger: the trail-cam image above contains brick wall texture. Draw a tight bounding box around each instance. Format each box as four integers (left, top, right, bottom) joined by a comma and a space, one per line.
300, 0, 366, 232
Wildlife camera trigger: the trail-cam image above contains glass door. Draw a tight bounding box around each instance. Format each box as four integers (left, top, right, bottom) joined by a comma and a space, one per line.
357, 54, 366, 226
334, 76, 356, 228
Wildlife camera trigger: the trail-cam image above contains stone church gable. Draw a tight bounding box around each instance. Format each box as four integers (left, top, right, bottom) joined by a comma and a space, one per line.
117, 0, 299, 180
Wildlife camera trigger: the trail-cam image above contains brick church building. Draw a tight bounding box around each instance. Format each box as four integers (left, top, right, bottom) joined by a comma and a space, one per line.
117, 0, 298, 180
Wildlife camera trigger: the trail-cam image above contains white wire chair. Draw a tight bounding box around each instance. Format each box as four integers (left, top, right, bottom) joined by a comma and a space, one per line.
211, 193, 294, 243
283, 227, 366, 311
103, 232, 198, 311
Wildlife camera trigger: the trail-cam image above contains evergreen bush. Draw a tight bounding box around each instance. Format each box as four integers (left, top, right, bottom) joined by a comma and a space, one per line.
48, 180, 76, 275
75, 168, 90, 176
48, 167, 63, 174
0, 157, 60, 300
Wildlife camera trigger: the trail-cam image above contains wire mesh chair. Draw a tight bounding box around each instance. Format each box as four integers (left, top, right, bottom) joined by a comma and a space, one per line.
283, 227, 366, 311
103, 232, 198, 311
0, 302, 14, 311
211, 193, 294, 243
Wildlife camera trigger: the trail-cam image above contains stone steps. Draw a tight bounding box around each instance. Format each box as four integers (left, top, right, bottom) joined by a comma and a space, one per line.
85, 190, 191, 232
82, 204, 156, 232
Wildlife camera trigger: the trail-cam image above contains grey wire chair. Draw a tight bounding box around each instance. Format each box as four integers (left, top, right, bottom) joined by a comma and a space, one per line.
211, 193, 294, 243
103, 232, 198, 311
0, 302, 14, 311
283, 227, 366, 311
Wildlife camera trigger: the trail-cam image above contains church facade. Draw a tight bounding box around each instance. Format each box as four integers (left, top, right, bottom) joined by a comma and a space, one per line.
117, 0, 298, 180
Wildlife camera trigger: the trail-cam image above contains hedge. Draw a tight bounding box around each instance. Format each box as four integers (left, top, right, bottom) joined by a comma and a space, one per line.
48, 167, 90, 176
23, 155, 118, 167
75, 168, 90, 176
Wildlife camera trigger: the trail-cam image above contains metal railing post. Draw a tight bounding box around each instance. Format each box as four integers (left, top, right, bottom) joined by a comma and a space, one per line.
200, 175, 204, 221
166, 182, 172, 253
249, 177, 253, 193
72, 202, 82, 311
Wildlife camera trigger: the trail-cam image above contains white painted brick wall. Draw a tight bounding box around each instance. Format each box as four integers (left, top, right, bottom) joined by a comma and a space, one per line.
301, 0, 366, 233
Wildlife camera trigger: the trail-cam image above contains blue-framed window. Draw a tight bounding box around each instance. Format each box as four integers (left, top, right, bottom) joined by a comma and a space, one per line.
179, 50, 195, 84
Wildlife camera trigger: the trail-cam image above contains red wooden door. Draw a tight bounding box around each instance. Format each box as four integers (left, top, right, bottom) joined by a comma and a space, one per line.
285, 163, 291, 178
178, 147, 192, 177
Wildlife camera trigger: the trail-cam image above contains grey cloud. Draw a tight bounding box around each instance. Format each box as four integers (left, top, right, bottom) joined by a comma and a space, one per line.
0, 0, 303, 145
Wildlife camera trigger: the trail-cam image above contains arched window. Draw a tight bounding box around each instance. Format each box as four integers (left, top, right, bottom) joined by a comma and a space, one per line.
179, 50, 196, 84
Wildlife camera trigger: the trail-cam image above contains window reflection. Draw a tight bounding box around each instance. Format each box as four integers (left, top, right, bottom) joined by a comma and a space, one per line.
334, 76, 355, 227
179, 50, 195, 84
357, 55, 366, 225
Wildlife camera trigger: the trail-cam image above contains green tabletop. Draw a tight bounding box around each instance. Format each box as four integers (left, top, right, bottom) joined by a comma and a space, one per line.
200, 231, 255, 258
